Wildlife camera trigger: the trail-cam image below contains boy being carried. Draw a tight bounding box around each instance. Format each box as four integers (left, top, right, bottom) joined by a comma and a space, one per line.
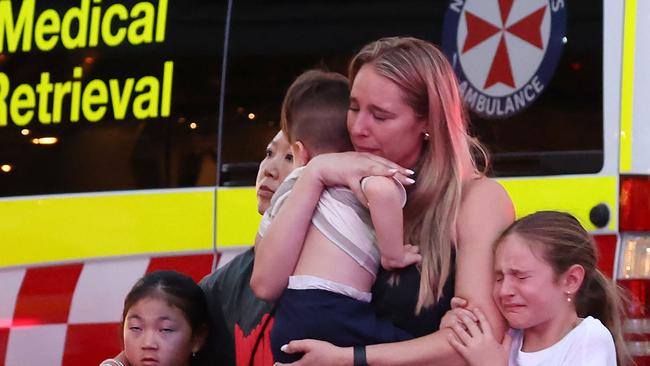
254, 69, 420, 363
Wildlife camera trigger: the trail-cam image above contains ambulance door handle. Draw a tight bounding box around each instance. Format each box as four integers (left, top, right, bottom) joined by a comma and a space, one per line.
589, 203, 610, 229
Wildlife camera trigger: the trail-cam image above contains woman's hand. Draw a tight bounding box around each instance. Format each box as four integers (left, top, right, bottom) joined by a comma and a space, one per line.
274, 339, 350, 366
447, 308, 512, 366
306, 152, 414, 202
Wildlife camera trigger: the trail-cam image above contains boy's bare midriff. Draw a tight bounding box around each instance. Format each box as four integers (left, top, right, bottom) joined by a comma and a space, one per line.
292, 224, 375, 293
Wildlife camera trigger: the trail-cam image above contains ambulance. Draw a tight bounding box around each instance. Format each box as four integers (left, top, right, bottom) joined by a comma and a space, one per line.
0, 0, 648, 365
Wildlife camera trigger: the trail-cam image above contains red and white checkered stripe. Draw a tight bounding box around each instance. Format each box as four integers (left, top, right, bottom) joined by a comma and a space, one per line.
0, 253, 215, 366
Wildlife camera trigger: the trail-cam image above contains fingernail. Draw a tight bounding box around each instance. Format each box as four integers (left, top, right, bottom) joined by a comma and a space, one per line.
405, 169, 415, 175
281, 344, 288, 352
405, 177, 416, 185
388, 168, 398, 174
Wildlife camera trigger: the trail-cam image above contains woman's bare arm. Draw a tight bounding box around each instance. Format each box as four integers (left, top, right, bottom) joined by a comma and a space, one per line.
279, 328, 467, 366
454, 178, 514, 343
367, 178, 513, 365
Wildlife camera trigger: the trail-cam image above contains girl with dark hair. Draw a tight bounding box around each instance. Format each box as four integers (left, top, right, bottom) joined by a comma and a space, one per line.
100, 270, 209, 366
446, 211, 632, 366
104, 132, 294, 366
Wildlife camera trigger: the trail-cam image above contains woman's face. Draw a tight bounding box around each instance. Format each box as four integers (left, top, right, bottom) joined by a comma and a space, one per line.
255, 131, 294, 214
347, 64, 426, 168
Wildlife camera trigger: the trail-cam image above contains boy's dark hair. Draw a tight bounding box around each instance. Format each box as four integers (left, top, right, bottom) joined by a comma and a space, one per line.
280, 69, 353, 155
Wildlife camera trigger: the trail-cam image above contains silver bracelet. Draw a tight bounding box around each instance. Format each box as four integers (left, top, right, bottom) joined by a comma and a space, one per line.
99, 359, 126, 366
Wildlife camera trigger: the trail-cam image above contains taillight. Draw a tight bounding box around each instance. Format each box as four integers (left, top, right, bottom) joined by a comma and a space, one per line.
619, 236, 650, 281
620, 176, 650, 232
618, 176, 650, 364
617, 236, 650, 364
594, 234, 617, 278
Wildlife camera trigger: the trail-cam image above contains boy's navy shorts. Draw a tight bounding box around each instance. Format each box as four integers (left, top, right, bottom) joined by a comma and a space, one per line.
271, 288, 413, 363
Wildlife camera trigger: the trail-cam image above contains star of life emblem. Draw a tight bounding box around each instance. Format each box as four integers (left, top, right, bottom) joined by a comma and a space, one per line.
442, 0, 567, 119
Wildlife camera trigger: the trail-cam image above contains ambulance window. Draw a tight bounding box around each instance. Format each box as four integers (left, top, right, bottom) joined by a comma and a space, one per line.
220, 0, 448, 186
0, 1, 226, 196
466, 2, 604, 177
221, 0, 604, 185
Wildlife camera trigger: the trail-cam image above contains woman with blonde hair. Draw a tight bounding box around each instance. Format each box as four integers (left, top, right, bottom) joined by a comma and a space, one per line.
252, 36, 514, 365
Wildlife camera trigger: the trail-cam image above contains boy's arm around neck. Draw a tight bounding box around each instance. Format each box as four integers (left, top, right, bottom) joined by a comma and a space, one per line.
363, 176, 420, 269
250, 167, 324, 301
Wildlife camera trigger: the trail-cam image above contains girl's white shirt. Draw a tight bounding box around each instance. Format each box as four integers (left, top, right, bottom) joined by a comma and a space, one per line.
508, 316, 617, 366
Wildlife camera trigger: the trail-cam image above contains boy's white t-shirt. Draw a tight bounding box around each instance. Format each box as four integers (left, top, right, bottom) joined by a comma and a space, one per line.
257, 166, 407, 279
508, 316, 617, 366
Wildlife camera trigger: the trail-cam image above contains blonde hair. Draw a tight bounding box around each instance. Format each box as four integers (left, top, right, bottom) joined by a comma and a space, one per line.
497, 211, 633, 366
349, 37, 486, 313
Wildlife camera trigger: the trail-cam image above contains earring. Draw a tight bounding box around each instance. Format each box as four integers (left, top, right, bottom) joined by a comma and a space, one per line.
565, 291, 572, 303
192, 352, 197, 358
423, 131, 430, 141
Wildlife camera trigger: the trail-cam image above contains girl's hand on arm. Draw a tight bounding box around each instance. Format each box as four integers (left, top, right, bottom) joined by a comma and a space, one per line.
450, 296, 469, 309
440, 296, 477, 330
448, 308, 512, 366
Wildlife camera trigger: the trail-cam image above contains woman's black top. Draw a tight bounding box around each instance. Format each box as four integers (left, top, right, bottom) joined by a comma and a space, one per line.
371, 251, 456, 337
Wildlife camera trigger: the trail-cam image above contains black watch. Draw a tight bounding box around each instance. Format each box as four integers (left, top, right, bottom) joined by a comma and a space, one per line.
353, 345, 368, 366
